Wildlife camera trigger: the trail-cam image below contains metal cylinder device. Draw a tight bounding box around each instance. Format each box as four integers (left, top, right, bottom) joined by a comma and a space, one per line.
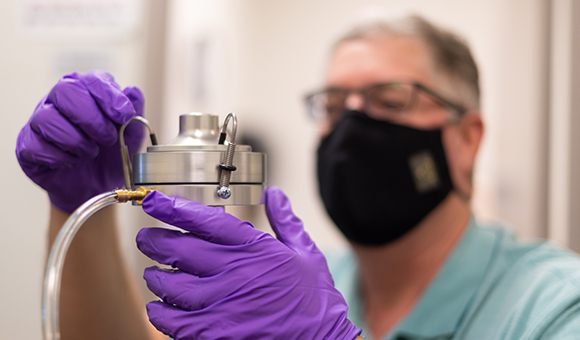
43, 112, 266, 340
122, 112, 266, 206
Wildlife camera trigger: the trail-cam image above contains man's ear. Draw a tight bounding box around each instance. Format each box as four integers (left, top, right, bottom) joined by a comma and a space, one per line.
458, 111, 484, 172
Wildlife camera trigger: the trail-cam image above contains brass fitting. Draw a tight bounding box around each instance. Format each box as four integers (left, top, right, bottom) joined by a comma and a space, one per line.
115, 186, 154, 205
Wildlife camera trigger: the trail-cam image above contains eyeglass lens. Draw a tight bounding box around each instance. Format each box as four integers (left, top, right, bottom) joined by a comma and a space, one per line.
309, 83, 414, 123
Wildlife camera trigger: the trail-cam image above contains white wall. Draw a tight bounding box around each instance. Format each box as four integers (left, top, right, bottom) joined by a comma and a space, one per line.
549, 0, 580, 251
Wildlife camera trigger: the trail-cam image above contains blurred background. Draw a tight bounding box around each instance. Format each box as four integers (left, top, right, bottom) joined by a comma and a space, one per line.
2, 0, 580, 338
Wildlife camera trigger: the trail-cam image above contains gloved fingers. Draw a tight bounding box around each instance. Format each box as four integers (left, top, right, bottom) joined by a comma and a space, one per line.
16, 124, 80, 170
143, 266, 227, 311
142, 191, 264, 245
146, 301, 199, 340
265, 186, 316, 254
47, 73, 121, 147
29, 102, 99, 159
136, 227, 248, 277
123, 86, 144, 117
80, 71, 136, 125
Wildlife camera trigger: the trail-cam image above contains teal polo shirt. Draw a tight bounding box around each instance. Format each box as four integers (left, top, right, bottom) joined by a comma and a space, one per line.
326, 218, 580, 340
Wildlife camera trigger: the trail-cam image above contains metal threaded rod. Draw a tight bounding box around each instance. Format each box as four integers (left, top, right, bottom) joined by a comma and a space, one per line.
217, 113, 238, 199
219, 143, 236, 187
218, 143, 236, 197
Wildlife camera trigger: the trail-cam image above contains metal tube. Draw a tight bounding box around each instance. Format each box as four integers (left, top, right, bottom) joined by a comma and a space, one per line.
220, 112, 238, 142
119, 116, 158, 189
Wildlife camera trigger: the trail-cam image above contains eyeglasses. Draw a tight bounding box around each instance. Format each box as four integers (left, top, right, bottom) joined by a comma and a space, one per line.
304, 81, 467, 124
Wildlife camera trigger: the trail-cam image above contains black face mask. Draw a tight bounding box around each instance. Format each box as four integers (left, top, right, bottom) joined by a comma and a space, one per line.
317, 111, 453, 246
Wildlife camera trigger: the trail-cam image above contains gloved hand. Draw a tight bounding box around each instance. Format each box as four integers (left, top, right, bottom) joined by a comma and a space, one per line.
16, 70, 145, 213
137, 187, 361, 340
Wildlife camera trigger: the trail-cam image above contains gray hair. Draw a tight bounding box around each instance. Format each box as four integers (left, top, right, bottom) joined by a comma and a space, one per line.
335, 15, 480, 111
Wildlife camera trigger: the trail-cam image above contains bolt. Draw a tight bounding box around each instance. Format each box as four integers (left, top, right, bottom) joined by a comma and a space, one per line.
217, 186, 231, 199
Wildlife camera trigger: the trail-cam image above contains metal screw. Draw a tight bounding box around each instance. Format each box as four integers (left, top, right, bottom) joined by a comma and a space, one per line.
217, 186, 232, 199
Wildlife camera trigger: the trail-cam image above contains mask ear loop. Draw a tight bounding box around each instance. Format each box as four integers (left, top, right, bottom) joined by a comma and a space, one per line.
437, 111, 472, 204
119, 117, 158, 190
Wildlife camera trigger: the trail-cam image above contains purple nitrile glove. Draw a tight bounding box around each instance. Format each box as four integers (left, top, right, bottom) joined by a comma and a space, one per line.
16, 70, 145, 213
137, 187, 361, 340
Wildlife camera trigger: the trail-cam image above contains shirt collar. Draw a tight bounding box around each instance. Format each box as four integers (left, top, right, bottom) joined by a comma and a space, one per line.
391, 216, 498, 339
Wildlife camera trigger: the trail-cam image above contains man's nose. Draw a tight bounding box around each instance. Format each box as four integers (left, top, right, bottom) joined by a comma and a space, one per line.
345, 93, 364, 111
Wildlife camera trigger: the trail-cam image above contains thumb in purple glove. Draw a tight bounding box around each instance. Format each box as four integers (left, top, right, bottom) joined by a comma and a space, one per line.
15, 70, 145, 213
137, 188, 361, 340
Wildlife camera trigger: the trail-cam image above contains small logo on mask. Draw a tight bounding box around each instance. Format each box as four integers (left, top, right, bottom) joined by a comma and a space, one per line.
408, 150, 441, 194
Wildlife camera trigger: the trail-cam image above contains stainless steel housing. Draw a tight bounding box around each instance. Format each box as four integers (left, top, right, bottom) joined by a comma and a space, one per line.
131, 112, 266, 206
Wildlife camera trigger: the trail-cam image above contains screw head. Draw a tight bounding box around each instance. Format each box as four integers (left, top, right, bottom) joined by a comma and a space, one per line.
217, 186, 231, 199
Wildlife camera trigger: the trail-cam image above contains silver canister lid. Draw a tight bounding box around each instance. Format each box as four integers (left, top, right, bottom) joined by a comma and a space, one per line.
131, 113, 266, 205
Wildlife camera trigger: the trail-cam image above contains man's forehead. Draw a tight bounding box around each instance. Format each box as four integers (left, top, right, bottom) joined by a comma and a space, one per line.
325, 36, 434, 88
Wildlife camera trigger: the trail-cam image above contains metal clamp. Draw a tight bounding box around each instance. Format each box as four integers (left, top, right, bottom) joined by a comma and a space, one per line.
217, 113, 238, 199
119, 116, 158, 189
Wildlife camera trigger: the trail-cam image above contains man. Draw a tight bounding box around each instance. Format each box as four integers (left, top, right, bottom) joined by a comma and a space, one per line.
16, 14, 580, 340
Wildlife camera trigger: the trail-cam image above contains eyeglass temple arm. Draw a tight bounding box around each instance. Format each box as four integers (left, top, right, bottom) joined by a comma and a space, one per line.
414, 83, 467, 116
